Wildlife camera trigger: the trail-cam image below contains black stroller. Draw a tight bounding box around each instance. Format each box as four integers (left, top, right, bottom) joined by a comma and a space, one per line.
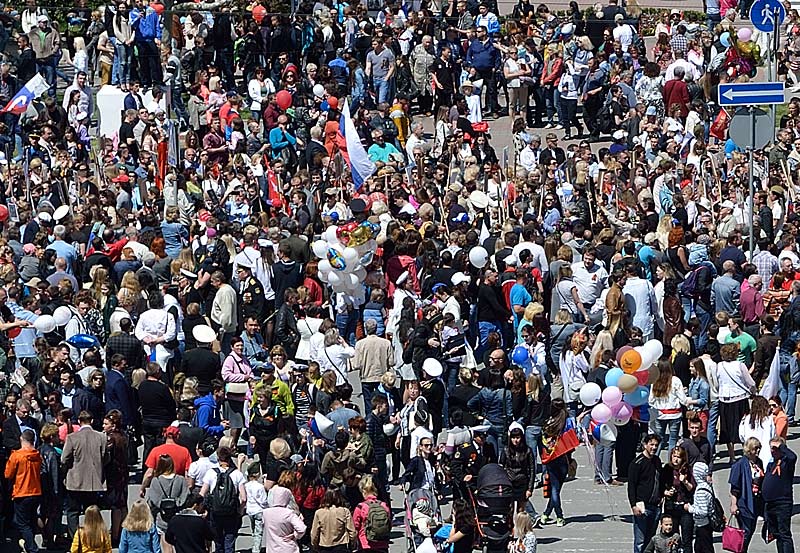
472, 464, 514, 553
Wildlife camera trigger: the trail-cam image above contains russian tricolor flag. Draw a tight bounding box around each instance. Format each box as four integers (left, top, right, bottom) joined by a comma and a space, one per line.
339, 102, 376, 190
1, 74, 49, 115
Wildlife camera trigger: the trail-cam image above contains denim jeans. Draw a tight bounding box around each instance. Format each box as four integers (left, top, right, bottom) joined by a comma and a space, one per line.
115, 42, 132, 86
557, 97, 579, 136
335, 311, 357, 346
525, 425, 542, 478
543, 457, 568, 519
632, 504, 659, 553
361, 381, 379, 413
543, 85, 558, 123
212, 514, 241, 553
443, 360, 460, 425
14, 496, 40, 553
374, 78, 394, 104
707, 400, 719, 458
764, 499, 795, 553
249, 512, 263, 553
781, 352, 800, 422
38, 59, 57, 97
654, 418, 681, 457
595, 441, 614, 483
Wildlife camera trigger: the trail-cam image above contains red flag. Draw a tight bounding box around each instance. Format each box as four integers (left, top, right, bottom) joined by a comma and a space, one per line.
156, 140, 168, 190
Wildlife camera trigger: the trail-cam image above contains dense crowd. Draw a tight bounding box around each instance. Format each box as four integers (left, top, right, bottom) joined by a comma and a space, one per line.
0, 1, 799, 553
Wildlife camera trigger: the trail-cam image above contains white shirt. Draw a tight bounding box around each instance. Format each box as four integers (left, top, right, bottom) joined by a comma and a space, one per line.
519, 146, 539, 173
135, 308, 177, 343
244, 479, 269, 515
410, 426, 434, 460
664, 59, 700, 82
513, 241, 549, 280
623, 276, 657, 337
613, 24, 634, 52
188, 457, 218, 490
202, 465, 246, 494
571, 261, 609, 305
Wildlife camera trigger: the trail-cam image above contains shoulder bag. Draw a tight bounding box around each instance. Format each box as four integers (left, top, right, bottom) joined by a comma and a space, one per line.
324, 346, 354, 398
225, 356, 250, 395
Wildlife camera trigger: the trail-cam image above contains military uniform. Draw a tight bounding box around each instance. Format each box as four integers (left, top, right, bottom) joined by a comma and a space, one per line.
239, 274, 266, 323
449, 438, 496, 499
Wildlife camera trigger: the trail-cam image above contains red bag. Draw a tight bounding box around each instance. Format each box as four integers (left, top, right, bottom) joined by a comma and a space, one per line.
722, 520, 745, 553
710, 109, 730, 141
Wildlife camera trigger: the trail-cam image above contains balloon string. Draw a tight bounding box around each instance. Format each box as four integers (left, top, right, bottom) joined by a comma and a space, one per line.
581, 432, 620, 522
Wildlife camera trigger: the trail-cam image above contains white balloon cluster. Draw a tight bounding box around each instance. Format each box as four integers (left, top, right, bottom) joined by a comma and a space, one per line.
312, 222, 380, 294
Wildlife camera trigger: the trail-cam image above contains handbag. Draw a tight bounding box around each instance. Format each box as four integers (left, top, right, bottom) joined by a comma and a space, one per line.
225, 357, 250, 395
722, 516, 745, 553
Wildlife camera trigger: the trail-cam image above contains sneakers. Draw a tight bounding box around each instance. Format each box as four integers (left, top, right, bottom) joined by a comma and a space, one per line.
538, 514, 551, 525
556, 518, 565, 527
544, 123, 555, 129
554, 124, 564, 130
19, 539, 27, 553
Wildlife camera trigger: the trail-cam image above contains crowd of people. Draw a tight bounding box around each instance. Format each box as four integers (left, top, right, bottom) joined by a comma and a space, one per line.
0, 0, 799, 553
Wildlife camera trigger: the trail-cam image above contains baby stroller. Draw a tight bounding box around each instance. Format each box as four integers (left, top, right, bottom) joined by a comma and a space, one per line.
472, 464, 514, 553
404, 487, 442, 552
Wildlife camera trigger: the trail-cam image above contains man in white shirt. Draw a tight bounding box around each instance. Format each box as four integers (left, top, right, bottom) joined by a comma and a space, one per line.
519, 139, 541, 173
612, 14, 634, 52
622, 263, 658, 341
405, 122, 430, 160
513, 234, 550, 282
571, 247, 609, 310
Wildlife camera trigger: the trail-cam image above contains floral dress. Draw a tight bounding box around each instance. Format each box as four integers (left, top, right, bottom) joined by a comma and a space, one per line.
635, 74, 665, 118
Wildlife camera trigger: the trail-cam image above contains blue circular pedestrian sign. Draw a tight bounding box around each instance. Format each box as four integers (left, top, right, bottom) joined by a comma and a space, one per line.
750, 0, 786, 32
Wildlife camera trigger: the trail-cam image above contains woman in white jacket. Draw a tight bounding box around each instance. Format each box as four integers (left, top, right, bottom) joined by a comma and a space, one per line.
738, 396, 775, 467
248, 67, 275, 127
648, 359, 690, 456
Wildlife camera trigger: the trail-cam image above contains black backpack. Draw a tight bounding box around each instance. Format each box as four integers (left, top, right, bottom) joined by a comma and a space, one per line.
208, 467, 240, 516
155, 477, 180, 522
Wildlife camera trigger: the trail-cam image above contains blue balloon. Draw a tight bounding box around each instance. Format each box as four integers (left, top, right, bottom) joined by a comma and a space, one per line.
624, 386, 650, 407
66, 333, 101, 349
605, 367, 624, 388
511, 345, 529, 365
592, 424, 602, 441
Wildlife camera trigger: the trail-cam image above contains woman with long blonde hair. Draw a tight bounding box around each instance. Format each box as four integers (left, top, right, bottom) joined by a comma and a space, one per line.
590, 330, 614, 368
70, 505, 112, 553
119, 499, 160, 552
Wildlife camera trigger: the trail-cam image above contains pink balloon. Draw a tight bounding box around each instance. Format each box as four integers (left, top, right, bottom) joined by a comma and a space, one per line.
737, 27, 752, 42
602, 386, 623, 408
615, 402, 633, 419
591, 404, 613, 424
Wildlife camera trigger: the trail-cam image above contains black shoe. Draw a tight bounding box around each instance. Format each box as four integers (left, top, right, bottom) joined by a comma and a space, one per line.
564, 134, 572, 140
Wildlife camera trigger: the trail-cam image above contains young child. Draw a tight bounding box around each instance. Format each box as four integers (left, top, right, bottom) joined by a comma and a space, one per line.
643, 514, 680, 553
462, 81, 482, 124
411, 497, 435, 545
510, 511, 537, 553
244, 463, 269, 553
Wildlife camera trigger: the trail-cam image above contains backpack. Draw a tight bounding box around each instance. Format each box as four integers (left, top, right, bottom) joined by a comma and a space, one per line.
208, 467, 240, 516
364, 499, 391, 541
701, 487, 726, 532
596, 97, 615, 135
156, 477, 180, 522
679, 266, 704, 298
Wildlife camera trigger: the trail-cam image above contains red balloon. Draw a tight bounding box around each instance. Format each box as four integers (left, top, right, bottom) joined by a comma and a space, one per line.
276, 90, 293, 110
327, 96, 339, 109
252, 4, 267, 24
7, 326, 20, 339
0, 205, 8, 222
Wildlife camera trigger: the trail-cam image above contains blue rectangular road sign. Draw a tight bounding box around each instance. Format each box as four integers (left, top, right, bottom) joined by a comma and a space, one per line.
718, 82, 785, 107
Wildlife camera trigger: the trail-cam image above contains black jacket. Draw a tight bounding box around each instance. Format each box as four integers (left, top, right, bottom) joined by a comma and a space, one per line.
500, 445, 536, 493
271, 260, 303, 309
180, 348, 221, 395
2, 415, 40, 455
274, 303, 300, 352
627, 453, 662, 508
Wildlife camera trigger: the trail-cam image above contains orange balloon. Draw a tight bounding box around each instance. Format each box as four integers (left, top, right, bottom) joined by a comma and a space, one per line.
620, 349, 642, 374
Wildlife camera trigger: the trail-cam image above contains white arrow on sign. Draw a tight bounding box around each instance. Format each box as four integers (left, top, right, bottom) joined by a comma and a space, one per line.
720, 88, 782, 101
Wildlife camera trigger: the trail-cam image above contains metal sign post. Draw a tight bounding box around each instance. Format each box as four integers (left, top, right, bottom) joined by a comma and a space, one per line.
748, 106, 756, 256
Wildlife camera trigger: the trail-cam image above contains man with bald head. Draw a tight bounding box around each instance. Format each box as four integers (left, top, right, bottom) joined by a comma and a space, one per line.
712, 260, 740, 317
